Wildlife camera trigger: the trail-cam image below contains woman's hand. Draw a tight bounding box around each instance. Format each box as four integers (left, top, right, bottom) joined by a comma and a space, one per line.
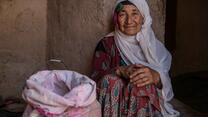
115, 65, 137, 78
129, 64, 162, 88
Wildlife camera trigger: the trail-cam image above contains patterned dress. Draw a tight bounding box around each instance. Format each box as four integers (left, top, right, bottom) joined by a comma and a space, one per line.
91, 36, 162, 117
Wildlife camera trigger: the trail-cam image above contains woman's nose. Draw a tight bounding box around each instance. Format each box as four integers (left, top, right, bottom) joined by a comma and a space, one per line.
125, 15, 133, 24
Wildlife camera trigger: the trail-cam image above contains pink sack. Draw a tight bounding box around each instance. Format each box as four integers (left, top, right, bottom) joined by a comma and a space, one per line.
22, 70, 101, 117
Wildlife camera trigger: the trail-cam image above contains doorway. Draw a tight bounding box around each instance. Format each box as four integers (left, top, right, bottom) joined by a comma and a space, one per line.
165, 0, 208, 113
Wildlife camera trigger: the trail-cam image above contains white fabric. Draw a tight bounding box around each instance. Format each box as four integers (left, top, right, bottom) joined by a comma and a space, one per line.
22, 70, 100, 116
115, 30, 147, 64
105, 0, 180, 116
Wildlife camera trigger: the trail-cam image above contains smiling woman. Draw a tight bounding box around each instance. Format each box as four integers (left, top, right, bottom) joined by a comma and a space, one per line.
117, 2, 143, 36
91, 0, 179, 117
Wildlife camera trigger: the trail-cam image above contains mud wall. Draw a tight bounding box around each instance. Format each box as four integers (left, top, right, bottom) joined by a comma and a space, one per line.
0, 0, 47, 98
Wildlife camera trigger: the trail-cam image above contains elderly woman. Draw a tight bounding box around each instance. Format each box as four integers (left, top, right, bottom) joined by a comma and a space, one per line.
91, 0, 179, 116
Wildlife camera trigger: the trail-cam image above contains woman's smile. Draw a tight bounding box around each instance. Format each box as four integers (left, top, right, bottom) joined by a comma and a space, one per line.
117, 5, 143, 36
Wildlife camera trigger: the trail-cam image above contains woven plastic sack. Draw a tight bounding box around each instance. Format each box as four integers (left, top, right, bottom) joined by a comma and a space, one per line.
22, 70, 101, 117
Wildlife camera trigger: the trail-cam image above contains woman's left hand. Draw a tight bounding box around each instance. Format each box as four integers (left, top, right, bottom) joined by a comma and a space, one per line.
129, 64, 161, 88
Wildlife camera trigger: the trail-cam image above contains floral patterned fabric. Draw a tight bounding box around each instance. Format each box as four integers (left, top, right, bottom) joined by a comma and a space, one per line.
91, 36, 162, 117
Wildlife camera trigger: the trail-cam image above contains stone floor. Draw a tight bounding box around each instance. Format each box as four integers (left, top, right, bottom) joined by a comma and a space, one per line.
171, 98, 208, 117
172, 71, 208, 117
0, 99, 207, 117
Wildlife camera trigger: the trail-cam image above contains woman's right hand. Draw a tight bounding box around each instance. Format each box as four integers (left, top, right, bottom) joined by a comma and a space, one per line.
116, 65, 137, 78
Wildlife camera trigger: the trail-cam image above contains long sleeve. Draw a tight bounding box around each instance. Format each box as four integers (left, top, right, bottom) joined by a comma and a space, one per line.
91, 41, 113, 83
91, 38, 121, 83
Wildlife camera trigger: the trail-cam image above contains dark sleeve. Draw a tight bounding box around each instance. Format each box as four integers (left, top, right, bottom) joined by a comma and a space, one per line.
91, 40, 117, 83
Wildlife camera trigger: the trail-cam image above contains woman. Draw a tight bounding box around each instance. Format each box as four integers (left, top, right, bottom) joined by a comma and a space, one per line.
91, 0, 179, 116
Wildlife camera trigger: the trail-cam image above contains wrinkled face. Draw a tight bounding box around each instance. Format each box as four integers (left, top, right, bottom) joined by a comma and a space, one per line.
117, 4, 143, 36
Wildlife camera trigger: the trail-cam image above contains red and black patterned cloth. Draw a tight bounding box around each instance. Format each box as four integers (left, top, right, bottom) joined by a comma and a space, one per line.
91, 36, 162, 117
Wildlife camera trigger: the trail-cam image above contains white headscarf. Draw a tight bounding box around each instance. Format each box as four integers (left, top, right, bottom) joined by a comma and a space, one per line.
105, 0, 180, 116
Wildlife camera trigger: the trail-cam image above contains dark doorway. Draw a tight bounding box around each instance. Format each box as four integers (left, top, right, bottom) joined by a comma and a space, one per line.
165, 0, 177, 53
165, 0, 208, 114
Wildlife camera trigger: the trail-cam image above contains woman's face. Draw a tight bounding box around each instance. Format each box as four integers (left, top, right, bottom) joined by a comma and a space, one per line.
117, 4, 143, 36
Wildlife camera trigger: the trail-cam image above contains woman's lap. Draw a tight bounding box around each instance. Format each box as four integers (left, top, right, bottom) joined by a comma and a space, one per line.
97, 74, 162, 117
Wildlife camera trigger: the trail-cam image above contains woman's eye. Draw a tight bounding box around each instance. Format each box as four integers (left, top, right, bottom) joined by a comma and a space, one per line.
118, 13, 126, 17
132, 12, 139, 16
